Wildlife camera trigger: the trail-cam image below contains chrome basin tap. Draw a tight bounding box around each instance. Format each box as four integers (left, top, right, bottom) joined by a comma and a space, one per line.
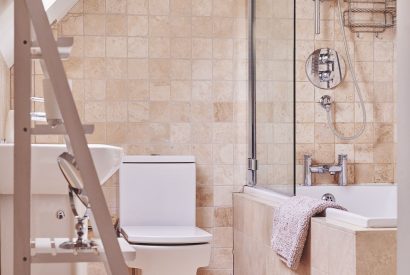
304, 154, 348, 186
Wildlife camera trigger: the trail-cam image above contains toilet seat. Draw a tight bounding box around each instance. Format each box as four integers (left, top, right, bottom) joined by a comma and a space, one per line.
122, 226, 213, 275
121, 226, 212, 245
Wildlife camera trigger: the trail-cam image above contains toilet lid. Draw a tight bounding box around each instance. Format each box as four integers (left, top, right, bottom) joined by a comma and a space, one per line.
121, 226, 212, 245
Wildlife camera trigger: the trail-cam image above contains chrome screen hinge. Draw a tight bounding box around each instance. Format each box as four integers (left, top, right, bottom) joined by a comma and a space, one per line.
248, 158, 258, 171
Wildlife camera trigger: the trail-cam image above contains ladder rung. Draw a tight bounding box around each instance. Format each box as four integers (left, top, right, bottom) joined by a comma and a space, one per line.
31, 124, 95, 135
30, 238, 136, 264
31, 37, 73, 60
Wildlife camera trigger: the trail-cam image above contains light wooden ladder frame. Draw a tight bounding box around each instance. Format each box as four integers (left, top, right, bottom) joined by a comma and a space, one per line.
13, 0, 129, 274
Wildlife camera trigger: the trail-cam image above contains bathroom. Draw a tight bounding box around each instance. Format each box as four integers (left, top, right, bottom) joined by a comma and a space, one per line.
0, 0, 410, 274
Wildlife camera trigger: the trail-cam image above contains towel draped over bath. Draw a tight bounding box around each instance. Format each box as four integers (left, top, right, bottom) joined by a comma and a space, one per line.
271, 196, 346, 270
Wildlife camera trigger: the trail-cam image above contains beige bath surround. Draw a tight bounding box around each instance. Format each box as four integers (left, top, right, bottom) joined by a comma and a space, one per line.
311, 218, 396, 275
234, 193, 397, 275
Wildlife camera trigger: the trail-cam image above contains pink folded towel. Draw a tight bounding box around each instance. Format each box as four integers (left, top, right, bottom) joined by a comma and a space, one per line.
271, 196, 346, 270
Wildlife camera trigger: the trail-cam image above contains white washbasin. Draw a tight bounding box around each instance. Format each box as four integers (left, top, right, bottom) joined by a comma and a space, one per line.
0, 144, 123, 195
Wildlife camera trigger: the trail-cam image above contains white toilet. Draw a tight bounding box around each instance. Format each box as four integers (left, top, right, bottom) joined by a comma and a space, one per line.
119, 155, 212, 275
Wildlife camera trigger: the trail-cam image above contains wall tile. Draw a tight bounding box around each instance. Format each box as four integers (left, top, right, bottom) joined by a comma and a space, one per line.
192, 0, 212, 16
149, 16, 170, 36
84, 14, 106, 35
192, 17, 213, 38
106, 0, 127, 14
127, 0, 149, 14
85, 101, 106, 122
128, 37, 149, 58
128, 102, 149, 122
84, 36, 106, 57
106, 15, 128, 35
62, 15, 84, 35
84, 0, 105, 14
127, 59, 149, 79
192, 38, 213, 58
106, 37, 128, 57
106, 58, 128, 79
128, 15, 149, 36
171, 38, 192, 58
106, 79, 128, 100
149, 0, 170, 15
170, 17, 192, 37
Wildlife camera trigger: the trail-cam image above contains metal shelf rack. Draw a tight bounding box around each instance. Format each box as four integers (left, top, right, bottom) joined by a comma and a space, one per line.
343, 0, 397, 34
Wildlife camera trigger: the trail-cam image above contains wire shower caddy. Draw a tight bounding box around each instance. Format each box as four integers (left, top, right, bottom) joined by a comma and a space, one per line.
343, 0, 396, 34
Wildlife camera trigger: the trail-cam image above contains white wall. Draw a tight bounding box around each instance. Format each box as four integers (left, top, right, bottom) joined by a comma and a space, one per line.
0, 0, 14, 67
397, 0, 410, 273
0, 53, 10, 140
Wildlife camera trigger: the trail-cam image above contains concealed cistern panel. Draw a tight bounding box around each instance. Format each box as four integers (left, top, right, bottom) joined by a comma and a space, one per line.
120, 157, 196, 227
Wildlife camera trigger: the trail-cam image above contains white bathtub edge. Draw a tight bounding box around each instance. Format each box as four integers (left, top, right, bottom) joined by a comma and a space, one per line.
243, 186, 290, 204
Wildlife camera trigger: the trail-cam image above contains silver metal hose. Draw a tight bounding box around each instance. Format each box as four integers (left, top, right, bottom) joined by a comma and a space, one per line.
325, 0, 367, 141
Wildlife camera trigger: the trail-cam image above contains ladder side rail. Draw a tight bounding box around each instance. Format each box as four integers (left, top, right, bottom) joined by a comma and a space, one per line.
14, 0, 33, 274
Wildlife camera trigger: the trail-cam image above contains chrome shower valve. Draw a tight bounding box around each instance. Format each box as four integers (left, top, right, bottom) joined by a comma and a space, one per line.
319, 95, 332, 111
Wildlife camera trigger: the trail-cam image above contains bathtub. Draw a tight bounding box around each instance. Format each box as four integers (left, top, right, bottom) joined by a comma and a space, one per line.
244, 185, 397, 228
297, 185, 397, 228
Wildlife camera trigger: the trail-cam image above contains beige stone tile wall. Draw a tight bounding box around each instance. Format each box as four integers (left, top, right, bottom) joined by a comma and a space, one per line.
15, 0, 250, 274
295, 0, 396, 185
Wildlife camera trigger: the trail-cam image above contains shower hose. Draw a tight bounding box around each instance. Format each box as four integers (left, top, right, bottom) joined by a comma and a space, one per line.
325, 0, 367, 140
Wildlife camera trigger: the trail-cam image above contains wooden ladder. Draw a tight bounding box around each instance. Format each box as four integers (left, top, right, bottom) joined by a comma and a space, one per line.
13, 0, 130, 274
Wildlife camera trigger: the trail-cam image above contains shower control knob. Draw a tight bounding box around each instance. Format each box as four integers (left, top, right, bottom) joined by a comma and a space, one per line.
319, 71, 332, 82
319, 53, 330, 63
56, 210, 66, 220
319, 95, 332, 111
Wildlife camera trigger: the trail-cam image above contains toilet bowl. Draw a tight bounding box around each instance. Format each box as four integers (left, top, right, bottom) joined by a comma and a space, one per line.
130, 243, 211, 275
123, 226, 211, 275
119, 156, 212, 275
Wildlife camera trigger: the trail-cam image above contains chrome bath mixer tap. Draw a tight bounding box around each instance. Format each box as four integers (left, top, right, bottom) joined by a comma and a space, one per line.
304, 154, 348, 186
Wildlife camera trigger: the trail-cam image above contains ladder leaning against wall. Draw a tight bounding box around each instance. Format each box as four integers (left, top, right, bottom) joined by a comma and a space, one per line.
13, 0, 130, 274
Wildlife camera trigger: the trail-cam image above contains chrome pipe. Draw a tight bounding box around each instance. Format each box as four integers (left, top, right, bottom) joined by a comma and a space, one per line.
337, 154, 348, 186
303, 155, 312, 186
315, 0, 321, 34
247, 0, 257, 187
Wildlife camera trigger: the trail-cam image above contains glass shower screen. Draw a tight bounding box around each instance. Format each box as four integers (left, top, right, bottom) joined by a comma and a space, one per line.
248, 0, 295, 195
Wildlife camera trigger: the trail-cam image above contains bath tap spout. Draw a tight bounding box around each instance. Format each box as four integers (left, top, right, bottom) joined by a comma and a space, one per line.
328, 165, 342, 175
303, 154, 348, 186
310, 165, 329, 174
